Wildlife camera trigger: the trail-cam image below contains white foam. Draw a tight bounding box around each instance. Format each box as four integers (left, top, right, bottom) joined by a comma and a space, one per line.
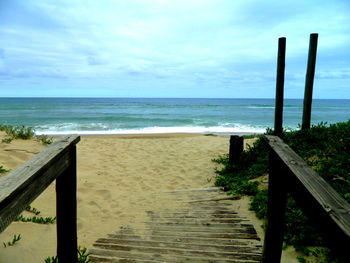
35, 126, 267, 136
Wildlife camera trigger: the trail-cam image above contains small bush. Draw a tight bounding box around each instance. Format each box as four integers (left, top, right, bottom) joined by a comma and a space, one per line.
2, 137, 13, 143
36, 135, 53, 145
0, 165, 9, 174
0, 125, 35, 140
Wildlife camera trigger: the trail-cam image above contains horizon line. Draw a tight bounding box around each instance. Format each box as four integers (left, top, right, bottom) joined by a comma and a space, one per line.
0, 96, 349, 100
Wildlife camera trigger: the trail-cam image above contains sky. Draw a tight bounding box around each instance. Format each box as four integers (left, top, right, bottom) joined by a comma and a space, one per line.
0, 0, 349, 98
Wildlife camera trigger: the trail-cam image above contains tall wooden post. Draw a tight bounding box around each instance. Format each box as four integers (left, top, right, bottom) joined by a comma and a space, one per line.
302, 33, 318, 130
274, 37, 286, 136
229, 135, 243, 166
56, 146, 78, 263
262, 150, 288, 263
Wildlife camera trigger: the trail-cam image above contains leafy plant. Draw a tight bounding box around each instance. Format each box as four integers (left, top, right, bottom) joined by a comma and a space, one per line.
77, 246, 91, 263
44, 256, 59, 263
15, 215, 56, 224
44, 247, 91, 263
3, 234, 21, 247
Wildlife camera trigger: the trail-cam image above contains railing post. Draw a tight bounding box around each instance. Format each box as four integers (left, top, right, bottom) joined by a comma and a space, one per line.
229, 135, 243, 166
274, 37, 286, 136
262, 149, 288, 263
302, 33, 318, 130
56, 145, 78, 263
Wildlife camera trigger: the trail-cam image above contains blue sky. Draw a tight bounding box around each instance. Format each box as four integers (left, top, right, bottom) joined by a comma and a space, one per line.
0, 0, 349, 98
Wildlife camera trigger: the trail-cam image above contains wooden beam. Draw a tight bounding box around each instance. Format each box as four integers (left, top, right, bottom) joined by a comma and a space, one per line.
229, 136, 243, 166
262, 149, 288, 263
274, 37, 286, 136
265, 135, 350, 262
302, 33, 318, 130
56, 145, 78, 263
0, 135, 80, 233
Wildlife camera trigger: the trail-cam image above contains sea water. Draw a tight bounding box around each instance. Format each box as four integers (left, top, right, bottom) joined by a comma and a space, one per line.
0, 98, 349, 135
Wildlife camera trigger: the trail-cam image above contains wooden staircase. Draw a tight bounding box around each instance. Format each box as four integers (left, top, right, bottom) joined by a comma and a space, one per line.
89, 188, 263, 263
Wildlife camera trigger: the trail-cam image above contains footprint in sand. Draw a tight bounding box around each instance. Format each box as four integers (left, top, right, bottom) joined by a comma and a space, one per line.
95, 189, 112, 200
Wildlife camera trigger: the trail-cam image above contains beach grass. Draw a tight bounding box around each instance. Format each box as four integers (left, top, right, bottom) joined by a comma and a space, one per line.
0, 125, 35, 140
3, 234, 21, 248
213, 120, 350, 262
0, 124, 53, 145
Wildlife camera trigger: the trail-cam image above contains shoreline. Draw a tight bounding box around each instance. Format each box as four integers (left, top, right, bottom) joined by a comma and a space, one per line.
38, 131, 262, 137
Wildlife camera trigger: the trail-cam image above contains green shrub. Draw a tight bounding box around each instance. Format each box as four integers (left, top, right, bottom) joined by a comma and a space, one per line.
213, 120, 350, 261
0, 125, 35, 140
36, 135, 53, 145
2, 137, 13, 143
0, 165, 9, 174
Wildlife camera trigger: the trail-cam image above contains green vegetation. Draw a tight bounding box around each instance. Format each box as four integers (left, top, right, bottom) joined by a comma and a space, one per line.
25, 205, 41, 215
0, 165, 9, 174
0, 124, 53, 145
36, 135, 53, 145
213, 120, 350, 262
0, 125, 35, 140
3, 234, 21, 248
2, 137, 13, 143
15, 215, 56, 224
44, 247, 91, 263
16, 205, 54, 224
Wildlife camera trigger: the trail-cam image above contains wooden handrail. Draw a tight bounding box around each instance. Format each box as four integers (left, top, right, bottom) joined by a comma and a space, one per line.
0, 135, 80, 263
262, 135, 350, 263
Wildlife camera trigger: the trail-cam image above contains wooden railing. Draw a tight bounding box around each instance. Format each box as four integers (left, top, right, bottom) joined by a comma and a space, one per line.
0, 135, 80, 263
262, 135, 350, 263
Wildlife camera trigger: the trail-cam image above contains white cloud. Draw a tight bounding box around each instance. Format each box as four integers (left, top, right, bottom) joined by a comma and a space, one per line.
0, 0, 349, 98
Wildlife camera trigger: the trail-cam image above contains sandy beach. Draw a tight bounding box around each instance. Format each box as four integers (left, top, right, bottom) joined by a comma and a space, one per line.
0, 132, 302, 262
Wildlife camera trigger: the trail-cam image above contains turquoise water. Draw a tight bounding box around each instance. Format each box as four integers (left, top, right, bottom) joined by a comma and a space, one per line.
0, 98, 349, 135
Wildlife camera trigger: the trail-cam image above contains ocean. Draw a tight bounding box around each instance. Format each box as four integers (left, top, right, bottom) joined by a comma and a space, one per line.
0, 98, 349, 135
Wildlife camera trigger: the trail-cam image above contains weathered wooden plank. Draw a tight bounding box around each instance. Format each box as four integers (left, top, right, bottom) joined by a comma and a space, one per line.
150, 209, 234, 216
146, 221, 246, 228
149, 215, 242, 222
95, 238, 262, 253
146, 211, 239, 221
89, 254, 260, 263
145, 223, 253, 233
116, 224, 258, 235
110, 229, 259, 240
107, 233, 260, 247
91, 245, 263, 261
265, 135, 350, 262
148, 230, 259, 240
0, 135, 80, 202
90, 255, 164, 263
0, 150, 72, 232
